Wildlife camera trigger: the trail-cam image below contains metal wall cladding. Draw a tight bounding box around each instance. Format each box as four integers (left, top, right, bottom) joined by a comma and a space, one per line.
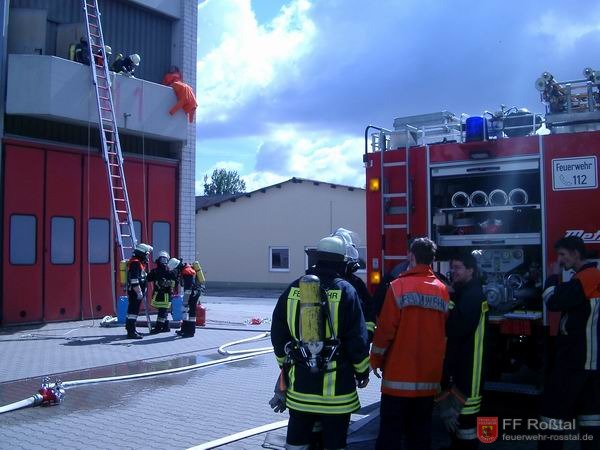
9, 0, 174, 83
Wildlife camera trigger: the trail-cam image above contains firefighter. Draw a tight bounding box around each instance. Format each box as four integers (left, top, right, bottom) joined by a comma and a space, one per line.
163, 75, 198, 123
168, 258, 205, 338
370, 237, 450, 450
538, 236, 600, 450
333, 228, 376, 342
438, 252, 488, 450
271, 235, 370, 450
74, 37, 90, 65
125, 243, 153, 339
147, 250, 177, 334
113, 53, 140, 77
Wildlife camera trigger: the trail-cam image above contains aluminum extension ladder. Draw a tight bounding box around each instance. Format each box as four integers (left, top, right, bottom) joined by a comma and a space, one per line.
81, 0, 151, 329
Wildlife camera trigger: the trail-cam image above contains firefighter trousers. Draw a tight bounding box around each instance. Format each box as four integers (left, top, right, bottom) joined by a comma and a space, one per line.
286, 408, 350, 450
376, 394, 434, 450
539, 369, 600, 450
448, 414, 478, 450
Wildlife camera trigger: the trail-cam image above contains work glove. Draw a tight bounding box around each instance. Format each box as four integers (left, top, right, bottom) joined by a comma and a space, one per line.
355, 370, 370, 389
135, 288, 143, 300
269, 391, 287, 413
435, 387, 465, 433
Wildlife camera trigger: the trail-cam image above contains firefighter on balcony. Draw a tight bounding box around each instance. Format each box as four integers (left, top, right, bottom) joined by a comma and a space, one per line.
370, 237, 450, 450
147, 251, 177, 334
162, 70, 198, 124
438, 252, 488, 450
168, 258, 206, 338
125, 243, 153, 339
538, 236, 600, 450
270, 235, 370, 450
113, 53, 140, 77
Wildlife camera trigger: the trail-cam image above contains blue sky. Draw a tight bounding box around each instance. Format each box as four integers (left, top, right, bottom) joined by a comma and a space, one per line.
195, 0, 600, 194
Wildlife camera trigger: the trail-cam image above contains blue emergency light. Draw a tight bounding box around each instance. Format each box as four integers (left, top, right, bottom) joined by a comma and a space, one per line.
465, 116, 487, 142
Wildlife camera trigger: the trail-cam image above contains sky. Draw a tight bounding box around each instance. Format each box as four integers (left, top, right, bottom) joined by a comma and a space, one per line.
195, 0, 600, 194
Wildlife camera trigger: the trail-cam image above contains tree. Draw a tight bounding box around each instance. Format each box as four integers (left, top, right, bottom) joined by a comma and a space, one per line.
203, 169, 247, 195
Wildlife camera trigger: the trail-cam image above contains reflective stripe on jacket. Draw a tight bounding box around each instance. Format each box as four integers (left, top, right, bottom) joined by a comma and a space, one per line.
370, 264, 450, 397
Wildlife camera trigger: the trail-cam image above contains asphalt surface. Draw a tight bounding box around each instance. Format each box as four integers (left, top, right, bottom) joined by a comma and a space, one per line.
0, 291, 590, 449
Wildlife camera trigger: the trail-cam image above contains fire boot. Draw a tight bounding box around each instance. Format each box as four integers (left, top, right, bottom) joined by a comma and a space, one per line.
125, 319, 143, 339
160, 320, 171, 333
176, 320, 195, 338
150, 320, 164, 334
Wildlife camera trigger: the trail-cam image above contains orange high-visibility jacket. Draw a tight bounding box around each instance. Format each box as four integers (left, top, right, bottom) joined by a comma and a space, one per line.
370, 264, 450, 397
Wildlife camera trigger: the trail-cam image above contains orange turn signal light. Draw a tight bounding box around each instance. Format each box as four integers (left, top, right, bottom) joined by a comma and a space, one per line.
369, 178, 380, 192
370, 271, 381, 284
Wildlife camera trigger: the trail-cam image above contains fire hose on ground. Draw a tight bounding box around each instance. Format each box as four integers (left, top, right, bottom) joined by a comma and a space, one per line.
0, 333, 272, 415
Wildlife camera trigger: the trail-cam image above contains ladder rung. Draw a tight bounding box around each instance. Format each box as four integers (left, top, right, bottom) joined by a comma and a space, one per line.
383, 162, 406, 167
87, 13, 98, 18
114, 187, 124, 190
99, 96, 109, 101
102, 118, 114, 122
110, 174, 121, 178
121, 234, 131, 238
100, 106, 112, 111
116, 210, 127, 214
108, 163, 120, 166
114, 198, 126, 202
384, 224, 407, 229
96, 73, 106, 79
105, 140, 114, 144
90, 33, 100, 38
383, 193, 407, 198
90, 43, 103, 49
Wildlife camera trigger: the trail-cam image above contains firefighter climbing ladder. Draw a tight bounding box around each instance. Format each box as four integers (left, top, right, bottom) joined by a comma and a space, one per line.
81, 0, 151, 328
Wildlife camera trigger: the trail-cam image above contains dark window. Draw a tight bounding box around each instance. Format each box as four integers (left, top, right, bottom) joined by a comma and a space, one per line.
10, 215, 36, 265
51, 217, 75, 264
270, 247, 290, 271
152, 222, 170, 257
89, 219, 110, 264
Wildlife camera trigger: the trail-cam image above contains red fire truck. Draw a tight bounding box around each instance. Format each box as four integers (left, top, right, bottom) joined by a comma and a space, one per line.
363, 68, 600, 394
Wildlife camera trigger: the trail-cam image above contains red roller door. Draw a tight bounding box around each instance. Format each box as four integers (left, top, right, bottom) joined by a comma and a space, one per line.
82, 155, 115, 318
2, 146, 44, 323
44, 151, 82, 321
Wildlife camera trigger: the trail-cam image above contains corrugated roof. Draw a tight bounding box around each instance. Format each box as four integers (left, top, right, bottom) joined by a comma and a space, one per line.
195, 177, 364, 212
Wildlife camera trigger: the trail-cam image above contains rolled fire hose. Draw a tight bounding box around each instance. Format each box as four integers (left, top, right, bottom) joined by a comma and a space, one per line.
451, 191, 470, 208
0, 334, 273, 414
469, 190, 489, 207
508, 188, 528, 205
488, 189, 508, 206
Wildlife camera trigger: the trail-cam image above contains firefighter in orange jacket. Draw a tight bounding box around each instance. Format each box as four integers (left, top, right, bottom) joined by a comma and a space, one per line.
162, 72, 198, 123
539, 236, 600, 450
370, 237, 450, 450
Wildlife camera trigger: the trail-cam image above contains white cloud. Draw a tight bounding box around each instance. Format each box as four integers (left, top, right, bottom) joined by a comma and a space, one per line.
242, 171, 289, 192
529, 10, 600, 52
197, 0, 316, 124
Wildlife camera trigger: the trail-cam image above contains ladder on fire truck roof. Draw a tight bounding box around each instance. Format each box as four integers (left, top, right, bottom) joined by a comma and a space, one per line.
82, 0, 137, 260
369, 126, 412, 273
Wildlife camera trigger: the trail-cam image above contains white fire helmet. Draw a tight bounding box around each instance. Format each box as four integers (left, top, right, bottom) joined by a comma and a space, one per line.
134, 243, 153, 255
130, 53, 140, 65
167, 257, 181, 271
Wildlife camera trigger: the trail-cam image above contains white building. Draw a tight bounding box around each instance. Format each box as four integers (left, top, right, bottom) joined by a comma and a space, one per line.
196, 178, 367, 289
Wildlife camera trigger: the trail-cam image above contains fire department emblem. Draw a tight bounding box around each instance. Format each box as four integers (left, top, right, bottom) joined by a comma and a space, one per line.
477, 417, 499, 444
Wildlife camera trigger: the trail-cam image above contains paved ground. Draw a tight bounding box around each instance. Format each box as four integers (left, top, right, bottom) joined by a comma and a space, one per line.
0, 292, 588, 449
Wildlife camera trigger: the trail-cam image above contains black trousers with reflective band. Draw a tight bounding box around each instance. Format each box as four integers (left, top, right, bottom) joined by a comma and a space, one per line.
540, 369, 600, 450
287, 408, 350, 449
376, 394, 434, 450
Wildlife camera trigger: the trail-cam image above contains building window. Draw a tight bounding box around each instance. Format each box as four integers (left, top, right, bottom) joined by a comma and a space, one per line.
152, 222, 170, 257
51, 216, 75, 264
89, 219, 109, 264
10, 214, 36, 265
305, 246, 317, 270
270, 247, 290, 272
357, 246, 367, 273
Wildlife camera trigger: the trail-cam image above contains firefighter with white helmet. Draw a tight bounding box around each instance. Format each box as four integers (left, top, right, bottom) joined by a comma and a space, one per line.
147, 250, 177, 334
270, 234, 370, 450
168, 258, 206, 338
125, 243, 153, 339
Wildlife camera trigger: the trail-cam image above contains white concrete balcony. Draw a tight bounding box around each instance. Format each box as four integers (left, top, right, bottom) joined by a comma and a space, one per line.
6, 54, 188, 141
